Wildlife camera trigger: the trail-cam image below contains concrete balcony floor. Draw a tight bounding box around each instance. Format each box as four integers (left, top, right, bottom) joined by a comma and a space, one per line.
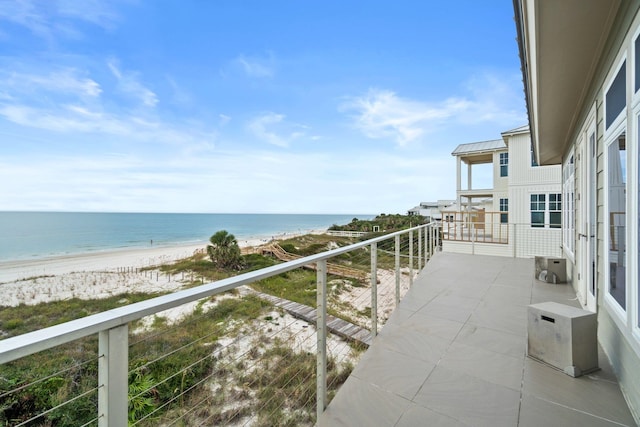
318, 252, 637, 426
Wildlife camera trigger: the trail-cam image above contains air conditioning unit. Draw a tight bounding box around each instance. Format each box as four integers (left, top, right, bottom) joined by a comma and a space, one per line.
527, 302, 598, 377
535, 256, 567, 283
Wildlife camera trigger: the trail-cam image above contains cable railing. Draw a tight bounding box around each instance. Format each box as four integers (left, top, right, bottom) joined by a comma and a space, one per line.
0, 223, 440, 426
441, 213, 563, 258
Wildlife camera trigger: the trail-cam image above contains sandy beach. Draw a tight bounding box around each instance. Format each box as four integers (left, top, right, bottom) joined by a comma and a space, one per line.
0, 229, 329, 307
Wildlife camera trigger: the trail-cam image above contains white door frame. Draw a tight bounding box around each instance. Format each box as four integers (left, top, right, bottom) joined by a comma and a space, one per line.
578, 107, 597, 312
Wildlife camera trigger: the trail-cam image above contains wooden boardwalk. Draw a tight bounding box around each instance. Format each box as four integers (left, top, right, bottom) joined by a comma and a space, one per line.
242, 287, 372, 347
261, 244, 369, 281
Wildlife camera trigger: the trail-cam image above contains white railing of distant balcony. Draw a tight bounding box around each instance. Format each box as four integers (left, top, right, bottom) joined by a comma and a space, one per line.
0, 223, 440, 426
441, 213, 562, 258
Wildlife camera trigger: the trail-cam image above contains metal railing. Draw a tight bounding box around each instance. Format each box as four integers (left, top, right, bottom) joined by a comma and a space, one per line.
441, 211, 509, 244
0, 223, 440, 426
441, 217, 563, 258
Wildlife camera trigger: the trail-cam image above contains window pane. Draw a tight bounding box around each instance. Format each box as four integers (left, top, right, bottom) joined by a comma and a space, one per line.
531, 212, 544, 227
550, 212, 561, 228
500, 153, 508, 177
636, 36, 640, 92
608, 134, 626, 309
606, 61, 626, 129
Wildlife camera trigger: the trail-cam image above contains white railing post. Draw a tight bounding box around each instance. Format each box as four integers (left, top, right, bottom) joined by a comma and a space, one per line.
425, 226, 430, 263
98, 325, 129, 427
316, 260, 327, 420
395, 234, 401, 306
471, 224, 476, 255
370, 242, 378, 339
409, 230, 414, 287
418, 227, 423, 270
429, 225, 434, 258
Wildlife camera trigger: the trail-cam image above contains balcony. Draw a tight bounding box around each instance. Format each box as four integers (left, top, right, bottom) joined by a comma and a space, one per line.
1, 226, 636, 426
319, 252, 636, 426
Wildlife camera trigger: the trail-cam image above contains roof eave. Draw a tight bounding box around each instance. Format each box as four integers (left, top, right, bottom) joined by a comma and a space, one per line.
514, 0, 621, 165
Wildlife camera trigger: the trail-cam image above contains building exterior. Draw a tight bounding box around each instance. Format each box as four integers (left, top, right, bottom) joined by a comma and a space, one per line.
514, 0, 640, 421
443, 126, 562, 258
407, 200, 455, 221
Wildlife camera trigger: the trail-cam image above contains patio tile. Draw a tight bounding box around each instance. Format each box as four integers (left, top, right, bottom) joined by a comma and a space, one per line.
482, 283, 532, 306
398, 311, 465, 341
318, 376, 410, 427
522, 357, 637, 426
468, 302, 528, 336
378, 327, 451, 364
351, 345, 436, 400
438, 341, 524, 390
395, 403, 469, 427
418, 299, 476, 323
454, 323, 525, 359
519, 393, 634, 427
413, 366, 520, 427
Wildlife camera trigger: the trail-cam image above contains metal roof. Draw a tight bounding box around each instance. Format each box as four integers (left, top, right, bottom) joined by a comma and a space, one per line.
501, 124, 529, 135
451, 139, 506, 156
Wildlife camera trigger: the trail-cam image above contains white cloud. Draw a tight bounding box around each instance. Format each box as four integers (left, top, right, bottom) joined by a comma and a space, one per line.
57, 0, 120, 29
166, 76, 192, 107
341, 74, 525, 146
219, 114, 231, 126
0, 0, 120, 41
235, 54, 275, 78
248, 112, 306, 147
0, 68, 102, 98
108, 59, 158, 107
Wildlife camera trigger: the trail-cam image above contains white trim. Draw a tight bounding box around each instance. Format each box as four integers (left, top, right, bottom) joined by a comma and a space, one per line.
632, 103, 640, 342
631, 23, 640, 109
603, 117, 628, 327
562, 150, 575, 261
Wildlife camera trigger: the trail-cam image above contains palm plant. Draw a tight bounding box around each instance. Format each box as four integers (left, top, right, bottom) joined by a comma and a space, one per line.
207, 230, 244, 270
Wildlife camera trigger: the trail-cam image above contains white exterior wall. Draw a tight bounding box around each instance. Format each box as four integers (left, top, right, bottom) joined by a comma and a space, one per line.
548, 5, 640, 420
492, 150, 509, 192
508, 132, 561, 187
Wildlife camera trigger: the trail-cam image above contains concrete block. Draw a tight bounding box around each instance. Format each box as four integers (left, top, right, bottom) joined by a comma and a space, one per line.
527, 302, 598, 377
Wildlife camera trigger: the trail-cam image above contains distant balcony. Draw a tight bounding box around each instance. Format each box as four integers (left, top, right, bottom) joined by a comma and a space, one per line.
441, 212, 563, 259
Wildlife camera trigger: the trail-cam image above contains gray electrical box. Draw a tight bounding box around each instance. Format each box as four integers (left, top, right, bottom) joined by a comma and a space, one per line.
527, 302, 598, 377
535, 256, 567, 283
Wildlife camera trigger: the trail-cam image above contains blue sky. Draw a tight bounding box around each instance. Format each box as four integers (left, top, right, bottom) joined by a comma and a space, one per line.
0, 1, 526, 214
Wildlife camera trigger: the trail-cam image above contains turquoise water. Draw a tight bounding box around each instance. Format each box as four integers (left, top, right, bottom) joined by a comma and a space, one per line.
0, 212, 371, 262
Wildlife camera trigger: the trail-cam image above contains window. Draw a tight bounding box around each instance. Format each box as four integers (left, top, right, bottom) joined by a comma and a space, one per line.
499, 152, 508, 177
563, 155, 575, 255
549, 193, 562, 229
531, 144, 538, 167
607, 133, 626, 310
499, 198, 508, 224
531, 194, 545, 227
635, 35, 640, 92
606, 61, 626, 129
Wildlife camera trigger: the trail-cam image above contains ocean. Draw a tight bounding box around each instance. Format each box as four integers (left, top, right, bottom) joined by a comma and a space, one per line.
0, 212, 371, 262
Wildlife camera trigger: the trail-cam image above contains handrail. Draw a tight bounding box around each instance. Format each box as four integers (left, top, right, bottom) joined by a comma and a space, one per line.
0, 224, 429, 364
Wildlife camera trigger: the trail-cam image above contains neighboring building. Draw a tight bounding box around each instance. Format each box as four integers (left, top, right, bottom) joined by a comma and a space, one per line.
514, 0, 640, 421
407, 200, 455, 221
443, 126, 562, 258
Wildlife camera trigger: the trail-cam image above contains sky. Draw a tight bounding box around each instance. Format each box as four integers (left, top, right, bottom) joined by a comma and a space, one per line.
0, 0, 526, 215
